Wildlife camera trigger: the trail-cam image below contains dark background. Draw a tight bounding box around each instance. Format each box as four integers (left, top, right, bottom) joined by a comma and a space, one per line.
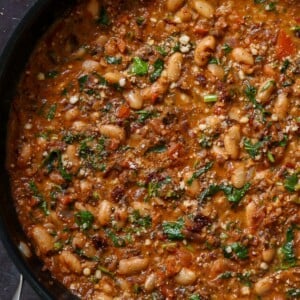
0, 1, 40, 299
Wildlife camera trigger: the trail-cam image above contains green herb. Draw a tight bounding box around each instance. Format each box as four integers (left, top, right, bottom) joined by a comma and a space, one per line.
243, 139, 264, 158
150, 59, 164, 82
198, 184, 221, 203
131, 57, 149, 76
282, 78, 295, 87
54, 241, 63, 251
280, 226, 297, 267
199, 134, 213, 148
278, 135, 288, 147
156, 46, 168, 56
106, 230, 126, 247
265, 2, 276, 11
280, 59, 291, 73
208, 57, 220, 64
136, 16, 145, 25
260, 80, 275, 92
63, 132, 83, 144
105, 56, 122, 64
39, 201, 50, 216
267, 151, 275, 163
189, 295, 202, 300
98, 265, 114, 277
129, 210, 152, 229
255, 55, 264, 63
237, 271, 252, 286
162, 218, 185, 240
224, 243, 249, 260
78, 75, 88, 91
287, 289, 300, 298
284, 173, 299, 192
244, 83, 267, 118
222, 43, 232, 54
29, 181, 50, 215
75, 210, 94, 230
186, 161, 214, 186
204, 94, 218, 103
47, 104, 57, 121
98, 6, 110, 26
145, 143, 167, 154
147, 181, 160, 198
173, 42, 180, 52
217, 271, 233, 279
46, 70, 58, 78
136, 110, 157, 123
221, 183, 251, 204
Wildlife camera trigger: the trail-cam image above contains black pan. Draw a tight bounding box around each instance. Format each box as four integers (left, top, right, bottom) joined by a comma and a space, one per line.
0, 1, 78, 299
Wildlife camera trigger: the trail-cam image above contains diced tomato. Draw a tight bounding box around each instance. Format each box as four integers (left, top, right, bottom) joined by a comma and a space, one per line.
117, 104, 130, 118
276, 30, 296, 59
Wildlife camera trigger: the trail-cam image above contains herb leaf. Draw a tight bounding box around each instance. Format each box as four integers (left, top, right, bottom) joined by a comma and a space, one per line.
186, 161, 214, 186
145, 143, 167, 154
129, 210, 152, 229
224, 243, 249, 260
243, 139, 264, 158
29, 181, 49, 215
98, 6, 110, 26
131, 57, 149, 76
150, 59, 164, 82
284, 173, 299, 192
198, 184, 221, 203
280, 226, 297, 267
220, 183, 251, 204
47, 104, 57, 121
106, 230, 126, 247
162, 218, 185, 240
75, 210, 94, 230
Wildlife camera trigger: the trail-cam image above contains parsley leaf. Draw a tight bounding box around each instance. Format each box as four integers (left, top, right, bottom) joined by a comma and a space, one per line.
131, 57, 149, 76
136, 110, 157, 123
220, 183, 251, 204
29, 181, 49, 216
46, 104, 57, 121
150, 59, 164, 82
280, 227, 297, 267
224, 243, 249, 260
162, 218, 185, 240
244, 83, 267, 119
75, 210, 94, 230
145, 142, 167, 154
106, 230, 126, 247
129, 210, 152, 229
186, 161, 214, 186
243, 138, 264, 158
284, 173, 299, 192
198, 184, 221, 203
222, 43, 232, 54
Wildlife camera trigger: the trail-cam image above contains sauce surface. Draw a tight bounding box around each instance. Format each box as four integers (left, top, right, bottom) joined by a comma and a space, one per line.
8, 0, 300, 299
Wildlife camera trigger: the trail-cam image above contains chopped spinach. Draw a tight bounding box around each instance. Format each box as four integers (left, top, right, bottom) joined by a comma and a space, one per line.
186, 161, 214, 186
75, 210, 94, 230
150, 59, 164, 82
131, 57, 149, 76
162, 218, 185, 240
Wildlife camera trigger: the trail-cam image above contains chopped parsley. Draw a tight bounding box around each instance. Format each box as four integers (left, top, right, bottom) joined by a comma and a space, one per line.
243, 138, 264, 158
162, 218, 185, 240
222, 43, 232, 54
78, 75, 88, 91
46, 70, 58, 79
280, 226, 297, 268
284, 173, 299, 192
46, 104, 57, 121
136, 110, 157, 123
131, 57, 149, 76
75, 210, 94, 230
280, 59, 290, 73
106, 230, 126, 247
150, 59, 164, 82
244, 83, 267, 119
224, 243, 249, 260
29, 181, 49, 216
186, 161, 214, 186
145, 142, 167, 154
129, 210, 152, 229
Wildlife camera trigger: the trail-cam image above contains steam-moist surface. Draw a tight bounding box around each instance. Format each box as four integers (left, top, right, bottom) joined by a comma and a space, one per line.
9, 0, 300, 299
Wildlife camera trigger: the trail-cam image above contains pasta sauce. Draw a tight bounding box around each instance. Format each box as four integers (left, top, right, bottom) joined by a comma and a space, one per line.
8, 0, 300, 299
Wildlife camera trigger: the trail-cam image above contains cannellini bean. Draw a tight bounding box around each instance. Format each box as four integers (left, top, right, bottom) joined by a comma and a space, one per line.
207, 64, 224, 80
166, 0, 186, 12
87, 0, 99, 18
104, 71, 122, 84
123, 90, 143, 109
174, 268, 197, 285
224, 125, 241, 159
231, 48, 254, 65
257, 79, 276, 103
273, 93, 289, 120
191, 0, 214, 18
65, 107, 80, 121
254, 277, 273, 296
59, 250, 82, 274
245, 201, 256, 229
97, 200, 113, 226
31, 225, 54, 255
118, 257, 149, 275
141, 71, 169, 100
175, 7, 193, 23
194, 36, 216, 67
184, 171, 201, 196
72, 121, 88, 131
231, 163, 246, 188
167, 52, 183, 82
144, 273, 156, 291
262, 248, 275, 263
82, 60, 100, 72
99, 124, 126, 141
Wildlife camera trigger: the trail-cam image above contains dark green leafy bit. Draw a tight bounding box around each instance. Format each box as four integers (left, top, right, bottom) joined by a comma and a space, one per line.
75, 210, 94, 230
106, 230, 126, 247
98, 6, 110, 26
62, 132, 84, 144
29, 181, 49, 215
280, 59, 291, 73
237, 271, 252, 286
150, 59, 164, 82
46, 104, 57, 121
208, 57, 220, 64
147, 181, 160, 198
131, 57, 149, 76
189, 295, 204, 300
46, 70, 58, 78
42, 150, 72, 181
136, 16, 145, 25
277, 134, 288, 147
280, 226, 297, 268
224, 243, 249, 260
145, 142, 167, 154
186, 161, 214, 186
198, 184, 221, 203
284, 173, 299, 192
98, 265, 114, 277
287, 289, 300, 298
222, 43, 232, 54
199, 134, 213, 148
105, 56, 122, 64
162, 218, 185, 240
135, 110, 157, 123
156, 46, 168, 56
243, 138, 264, 158
217, 271, 234, 279
244, 83, 267, 118
78, 75, 88, 91
129, 210, 152, 229
265, 2, 276, 11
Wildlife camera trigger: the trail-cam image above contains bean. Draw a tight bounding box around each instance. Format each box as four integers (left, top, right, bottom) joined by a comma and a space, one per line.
254, 277, 273, 296
174, 267, 197, 285
175, 7, 193, 23
59, 250, 82, 274
141, 71, 169, 100
191, 0, 214, 18
99, 124, 126, 141
124, 90, 143, 109
144, 273, 156, 291
132, 202, 152, 216
104, 71, 122, 84
273, 93, 289, 120
87, 0, 99, 18
72, 121, 88, 131
231, 48, 254, 65
82, 59, 100, 72
194, 36, 216, 67
166, 0, 186, 12
231, 163, 246, 188
65, 107, 80, 121
184, 171, 201, 196
31, 225, 54, 255
245, 201, 257, 229
262, 248, 275, 263
167, 52, 183, 82
224, 125, 241, 159
257, 79, 276, 103
207, 64, 224, 80
97, 200, 113, 226
118, 257, 149, 275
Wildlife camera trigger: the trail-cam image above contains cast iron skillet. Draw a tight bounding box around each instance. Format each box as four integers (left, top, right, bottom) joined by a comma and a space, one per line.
0, 1, 78, 299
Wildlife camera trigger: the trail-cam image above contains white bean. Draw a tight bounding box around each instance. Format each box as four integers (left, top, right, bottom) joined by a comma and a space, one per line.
31, 225, 54, 255
254, 277, 273, 296
245, 201, 256, 229
232, 48, 254, 65
123, 90, 143, 110
82, 60, 100, 72
194, 36, 216, 67
207, 64, 224, 80
99, 124, 126, 141
262, 248, 275, 263
144, 273, 156, 291
231, 163, 247, 188
184, 171, 201, 196
191, 0, 214, 18
273, 93, 289, 120
167, 52, 183, 82
59, 250, 82, 274
224, 125, 241, 159
104, 71, 122, 84
174, 268, 197, 285
118, 257, 149, 275
166, 0, 186, 12
97, 200, 113, 226
257, 79, 276, 103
